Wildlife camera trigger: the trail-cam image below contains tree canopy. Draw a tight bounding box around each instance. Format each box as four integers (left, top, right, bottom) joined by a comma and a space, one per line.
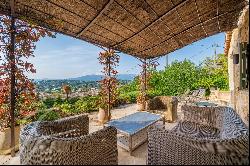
119, 53, 229, 101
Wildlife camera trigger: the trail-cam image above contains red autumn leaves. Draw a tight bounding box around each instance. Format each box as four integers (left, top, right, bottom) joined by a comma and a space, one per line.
98, 49, 120, 110
0, 14, 54, 130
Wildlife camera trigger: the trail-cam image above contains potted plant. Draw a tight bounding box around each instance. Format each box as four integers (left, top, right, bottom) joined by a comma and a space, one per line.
0, 99, 36, 155
97, 49, 119, 125
97, 102, 110, 125
0, 103, 20, 155
136, 92, 144, 111
137, 58, 159, 111
0, 14, 55, 155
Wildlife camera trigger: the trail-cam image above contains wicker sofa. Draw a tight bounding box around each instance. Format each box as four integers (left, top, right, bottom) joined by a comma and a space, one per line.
146, 96, 178, 122
147, 105, 249, 165
20, 114, 118, 165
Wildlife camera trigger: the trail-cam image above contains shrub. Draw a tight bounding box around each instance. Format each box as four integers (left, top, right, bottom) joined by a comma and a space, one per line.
36, 109, 60, 121
57, 103, 78, 115
75, 96, 99, 113
42, 97, 64, 109
147, 90, 161, 99
119, 91, 139, 104
67, 97, 80, 104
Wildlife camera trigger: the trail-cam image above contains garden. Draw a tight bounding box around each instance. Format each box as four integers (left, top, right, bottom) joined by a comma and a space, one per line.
31, 53, 229, 122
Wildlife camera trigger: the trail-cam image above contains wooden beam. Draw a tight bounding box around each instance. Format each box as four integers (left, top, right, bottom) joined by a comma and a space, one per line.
114, 0, 160, 45
144, 1, 182, 49
133, 8, 240, 56
216, 0, 221, 32
169, 0, 194, 39
76, 0, 114, 38
44, 0, 89, 21
111, 0, 189, 48
17, 0, 145, 52
194, 0, 207, 37
10, 0, 16, 157
16, 2, 120, 48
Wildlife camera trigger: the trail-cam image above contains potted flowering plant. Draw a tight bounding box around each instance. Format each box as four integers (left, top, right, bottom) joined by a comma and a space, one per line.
137, 58, 159, 111
136, 92, 145, 111
0, 14, 55, 155
97, 49, 119, 124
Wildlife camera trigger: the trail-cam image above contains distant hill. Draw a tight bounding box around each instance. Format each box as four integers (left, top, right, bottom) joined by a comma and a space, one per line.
68, 74, 136, 81
35, 74, 136, 81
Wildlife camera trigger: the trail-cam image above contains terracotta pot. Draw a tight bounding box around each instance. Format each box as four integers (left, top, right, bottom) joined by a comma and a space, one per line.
0, 126, 20, 155
137, 103, 143, 111
98, 108, 109, 125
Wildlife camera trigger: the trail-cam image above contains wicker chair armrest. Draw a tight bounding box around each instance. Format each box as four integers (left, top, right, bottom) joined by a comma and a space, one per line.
146, 98, 158, 110
37, 114, 89, 136
20, 126, 118, 165
148, 126, 249, 156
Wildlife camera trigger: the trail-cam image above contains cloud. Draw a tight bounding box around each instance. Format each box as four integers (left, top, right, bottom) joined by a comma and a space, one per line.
27, 38, 140, 79
28, 43, 103, 79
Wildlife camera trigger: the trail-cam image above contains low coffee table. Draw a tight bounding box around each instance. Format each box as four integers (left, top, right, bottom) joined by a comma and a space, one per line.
106, 111, 164, 155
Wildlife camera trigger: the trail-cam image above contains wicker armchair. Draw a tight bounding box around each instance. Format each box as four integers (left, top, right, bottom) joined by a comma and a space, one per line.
178, 89, 206, 103
20, 114, 118, 165
146, 96, 178, 122
147, 105, 249, 165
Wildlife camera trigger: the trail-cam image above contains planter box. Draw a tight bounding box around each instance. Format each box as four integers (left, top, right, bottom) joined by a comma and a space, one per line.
0, 126, 20, 155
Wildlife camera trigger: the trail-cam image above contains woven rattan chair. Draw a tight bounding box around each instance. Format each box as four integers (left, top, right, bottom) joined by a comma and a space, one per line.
146, 96, 178, 122
20, 114, 118, 165
147, 105, 249, 165
185, 89, 206, 102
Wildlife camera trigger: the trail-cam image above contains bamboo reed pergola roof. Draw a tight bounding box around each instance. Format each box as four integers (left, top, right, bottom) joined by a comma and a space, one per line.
224, 31, 233, 56
0, 0, 247, 58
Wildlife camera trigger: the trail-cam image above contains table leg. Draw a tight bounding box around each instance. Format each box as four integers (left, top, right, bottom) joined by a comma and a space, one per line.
129, 135, 132, 156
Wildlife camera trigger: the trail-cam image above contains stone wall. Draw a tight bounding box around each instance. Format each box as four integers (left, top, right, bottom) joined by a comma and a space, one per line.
227, 6, 249, 127
234, 90, 249, 126
209, 90, 230, 105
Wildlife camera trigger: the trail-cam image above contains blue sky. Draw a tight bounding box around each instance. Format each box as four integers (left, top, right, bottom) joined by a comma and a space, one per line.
28, 32, 225, 79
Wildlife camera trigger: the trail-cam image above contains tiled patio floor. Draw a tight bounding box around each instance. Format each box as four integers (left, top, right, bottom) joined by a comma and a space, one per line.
0, 104, 180, 165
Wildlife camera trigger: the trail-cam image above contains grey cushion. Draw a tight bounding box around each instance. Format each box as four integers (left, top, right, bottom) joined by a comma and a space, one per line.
172, 120, 220, 139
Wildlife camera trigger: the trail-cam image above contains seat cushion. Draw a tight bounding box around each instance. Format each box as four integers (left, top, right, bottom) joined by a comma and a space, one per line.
171, 120, 220, 139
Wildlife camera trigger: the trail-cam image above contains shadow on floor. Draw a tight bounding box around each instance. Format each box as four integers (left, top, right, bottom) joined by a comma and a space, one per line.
118, 142, 147, 165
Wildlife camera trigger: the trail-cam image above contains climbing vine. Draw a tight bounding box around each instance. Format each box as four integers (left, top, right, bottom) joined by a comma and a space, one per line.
136, 58, 159, 107
0, 14, 55, 130
98, 49, 120, 120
